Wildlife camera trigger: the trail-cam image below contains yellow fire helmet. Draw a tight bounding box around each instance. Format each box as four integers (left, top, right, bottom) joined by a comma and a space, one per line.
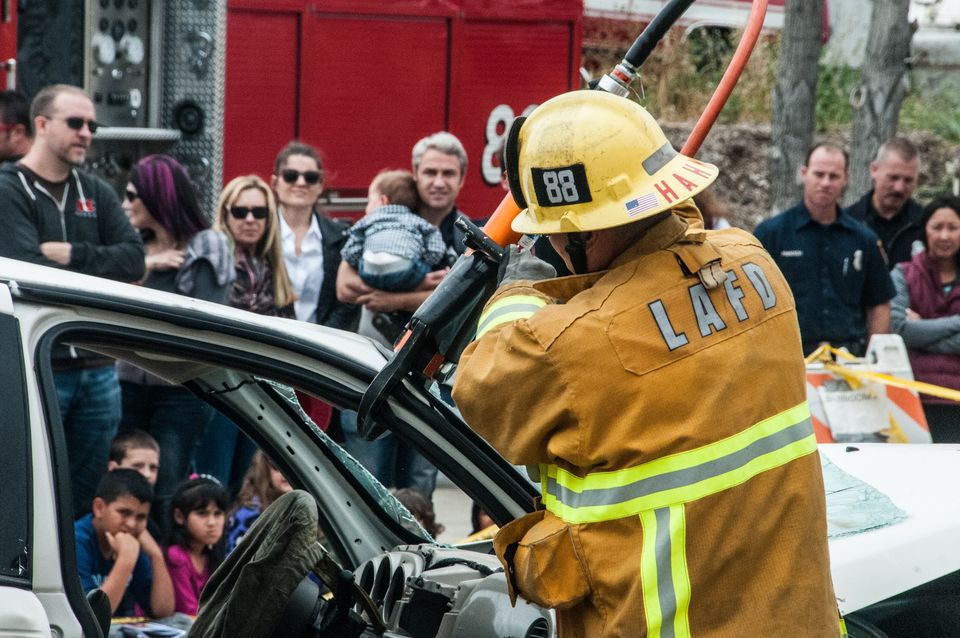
505, 90, 719, 235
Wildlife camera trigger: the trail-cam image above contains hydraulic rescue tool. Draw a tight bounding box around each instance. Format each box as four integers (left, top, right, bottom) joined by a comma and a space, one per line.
357, 0, 770, 438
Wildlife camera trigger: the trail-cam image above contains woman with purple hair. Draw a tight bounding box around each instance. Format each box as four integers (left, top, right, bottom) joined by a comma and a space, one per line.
117, 154, 234, 531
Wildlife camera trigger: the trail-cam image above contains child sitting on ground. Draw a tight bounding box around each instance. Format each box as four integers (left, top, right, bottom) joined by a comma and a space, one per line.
341, 169, 447, 292
226, 450, 293, 551
108, 429, 161, 488
392, 487, 445, 539
164, 474, 230, 615
75, 469, 175, 618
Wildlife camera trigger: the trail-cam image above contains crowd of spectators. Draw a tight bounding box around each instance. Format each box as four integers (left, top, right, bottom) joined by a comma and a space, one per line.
756, 135, 960, 441
4, 81, 960, 619
0, 83, 468, 619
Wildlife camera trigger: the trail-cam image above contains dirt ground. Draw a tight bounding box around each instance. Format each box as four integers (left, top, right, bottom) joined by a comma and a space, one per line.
662, 122, 960, 231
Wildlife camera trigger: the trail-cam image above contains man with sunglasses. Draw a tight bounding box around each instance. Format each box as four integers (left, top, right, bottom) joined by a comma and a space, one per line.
0, 83, 145, 518
0, 89, 32, 162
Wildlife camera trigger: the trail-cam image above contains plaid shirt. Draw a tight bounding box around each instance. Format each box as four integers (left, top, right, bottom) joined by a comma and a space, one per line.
341, 204, 447, 268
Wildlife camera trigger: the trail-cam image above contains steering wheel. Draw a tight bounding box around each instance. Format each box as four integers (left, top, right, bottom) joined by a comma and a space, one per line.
189, 490, 384, 637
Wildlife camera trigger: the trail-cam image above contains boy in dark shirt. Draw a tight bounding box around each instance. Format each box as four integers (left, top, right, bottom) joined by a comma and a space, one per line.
74, 469, 174, 617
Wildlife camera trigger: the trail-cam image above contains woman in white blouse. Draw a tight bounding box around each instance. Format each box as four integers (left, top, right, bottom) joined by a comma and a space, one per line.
271, 141, 357, 330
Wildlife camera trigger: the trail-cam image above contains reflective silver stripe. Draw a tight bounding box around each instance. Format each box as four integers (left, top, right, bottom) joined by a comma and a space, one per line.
475, 303, 543, 336
655, 507, 677, 638
546, 417, 812, 510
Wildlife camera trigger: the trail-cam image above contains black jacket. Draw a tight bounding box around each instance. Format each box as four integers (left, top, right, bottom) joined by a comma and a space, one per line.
846, 190, 924, 269
314, 212, 359, 331
0, 162, 145, 280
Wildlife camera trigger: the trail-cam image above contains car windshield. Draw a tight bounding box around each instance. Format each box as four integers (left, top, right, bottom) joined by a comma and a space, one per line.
262, 380, 429, 540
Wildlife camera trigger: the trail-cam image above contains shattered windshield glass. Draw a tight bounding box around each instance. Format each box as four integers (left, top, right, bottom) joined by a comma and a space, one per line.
266, 381, 431, 541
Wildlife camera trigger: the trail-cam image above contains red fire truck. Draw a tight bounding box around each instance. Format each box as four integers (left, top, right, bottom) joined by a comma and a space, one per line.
225, 1, 583, 217
8, 0, 583, 219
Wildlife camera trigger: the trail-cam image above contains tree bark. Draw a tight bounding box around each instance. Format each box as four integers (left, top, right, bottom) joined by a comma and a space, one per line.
846, 0, 913, 205
769, 0, 824, 215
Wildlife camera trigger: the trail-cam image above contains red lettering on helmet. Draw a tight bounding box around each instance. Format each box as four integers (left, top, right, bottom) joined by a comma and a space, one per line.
682, 163, 711, 179
674, 173, 697, 191
654, 180, 678, 203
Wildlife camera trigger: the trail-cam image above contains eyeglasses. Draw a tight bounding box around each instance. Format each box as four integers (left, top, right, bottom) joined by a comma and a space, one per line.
229, 206, 269, 220
279, 169, 322, 185
55, 117, 100, 134
125, 189, 139, 202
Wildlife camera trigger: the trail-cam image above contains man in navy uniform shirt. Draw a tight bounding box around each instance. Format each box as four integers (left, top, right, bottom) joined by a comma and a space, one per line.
755, 142, 894, 356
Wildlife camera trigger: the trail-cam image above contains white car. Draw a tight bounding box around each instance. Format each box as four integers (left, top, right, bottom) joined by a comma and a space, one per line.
0, 257, 956, 637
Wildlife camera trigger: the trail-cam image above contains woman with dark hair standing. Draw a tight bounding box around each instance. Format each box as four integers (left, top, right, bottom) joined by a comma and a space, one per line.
272, 141, 356, 330
118, 154, 234, 524
194, 175, 296, 494
891, 195, 960, 442
271, 141, 357, 430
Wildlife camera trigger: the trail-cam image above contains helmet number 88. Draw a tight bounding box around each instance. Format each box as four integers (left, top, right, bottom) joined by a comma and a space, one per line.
542, 170, 579, 204
531, 164, 591, 207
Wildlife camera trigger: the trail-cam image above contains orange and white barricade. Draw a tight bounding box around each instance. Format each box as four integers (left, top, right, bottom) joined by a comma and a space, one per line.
806, 335, 933, 444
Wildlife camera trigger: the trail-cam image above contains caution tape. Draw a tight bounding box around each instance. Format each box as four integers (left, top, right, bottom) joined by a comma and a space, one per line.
805, 344, 960, 404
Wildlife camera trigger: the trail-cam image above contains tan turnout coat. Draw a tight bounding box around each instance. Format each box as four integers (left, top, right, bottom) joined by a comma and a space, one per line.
453, 213, 839, 637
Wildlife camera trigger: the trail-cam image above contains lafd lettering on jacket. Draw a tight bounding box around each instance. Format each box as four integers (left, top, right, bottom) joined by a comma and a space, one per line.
638, 257, 792, 374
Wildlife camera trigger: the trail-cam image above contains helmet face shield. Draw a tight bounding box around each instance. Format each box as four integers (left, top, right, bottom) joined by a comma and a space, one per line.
510, 91, 719, 235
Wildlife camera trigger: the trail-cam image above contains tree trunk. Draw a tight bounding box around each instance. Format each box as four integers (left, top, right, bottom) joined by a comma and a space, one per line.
769, 0, 824, 215
846, 0, 913, 205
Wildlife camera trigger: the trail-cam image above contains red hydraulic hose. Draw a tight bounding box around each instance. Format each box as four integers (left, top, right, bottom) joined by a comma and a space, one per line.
479, 192, 523, 250
681, 0, 769, 156
480, 0, 769, 248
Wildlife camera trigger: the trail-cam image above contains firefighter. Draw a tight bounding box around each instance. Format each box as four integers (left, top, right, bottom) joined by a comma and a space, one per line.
452, 91, 840, 637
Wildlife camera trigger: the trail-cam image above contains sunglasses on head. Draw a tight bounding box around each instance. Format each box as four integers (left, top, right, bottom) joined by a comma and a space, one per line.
229, 206, 270, 220
124, 189, 139, 202
59, 117, 100, 133
280, 169, 322, 185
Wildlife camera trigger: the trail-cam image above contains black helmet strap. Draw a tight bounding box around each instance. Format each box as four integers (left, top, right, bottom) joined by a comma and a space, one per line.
564, 232, 590, 275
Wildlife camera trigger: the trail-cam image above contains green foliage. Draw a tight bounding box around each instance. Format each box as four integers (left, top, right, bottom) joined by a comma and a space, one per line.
814, 65, 859, 130
626, 28, 778, 124
900, 93, 960, 143
584, 28, 956, 143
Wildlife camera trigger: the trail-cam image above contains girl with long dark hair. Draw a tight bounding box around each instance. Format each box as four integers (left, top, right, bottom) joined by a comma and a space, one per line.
164, 475, 230, 615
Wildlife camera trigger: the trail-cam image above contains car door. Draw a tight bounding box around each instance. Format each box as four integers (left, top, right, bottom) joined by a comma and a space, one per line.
0, 285, 52, 637
0, 258, 539, 634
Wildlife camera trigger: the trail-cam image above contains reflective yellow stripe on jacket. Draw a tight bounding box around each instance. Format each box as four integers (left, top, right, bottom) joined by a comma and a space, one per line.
541, 402, 816, 638
640, 504, 692, 638
475, 294, 547, 339
541, 402, 816, 524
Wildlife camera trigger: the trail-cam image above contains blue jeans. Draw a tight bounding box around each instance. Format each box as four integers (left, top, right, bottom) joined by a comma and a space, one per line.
339, 410, 437, 498
54, 365, 122, 519
359, 259, 431, 292
194, 410, 258, 499
120, 382, 212, 531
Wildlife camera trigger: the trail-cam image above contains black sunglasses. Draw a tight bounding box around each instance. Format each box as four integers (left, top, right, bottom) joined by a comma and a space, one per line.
280, 169, 322, 185
229, 206, 270, 220
124, 189, 138, 202
59, 117, 100, 134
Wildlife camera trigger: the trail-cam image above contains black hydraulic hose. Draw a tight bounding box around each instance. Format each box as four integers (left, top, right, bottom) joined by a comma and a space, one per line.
598, 0, 698, 95
624, 0, 698, 68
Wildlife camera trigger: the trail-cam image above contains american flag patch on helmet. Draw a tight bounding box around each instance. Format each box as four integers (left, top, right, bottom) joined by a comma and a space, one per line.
625, 192, 658, 217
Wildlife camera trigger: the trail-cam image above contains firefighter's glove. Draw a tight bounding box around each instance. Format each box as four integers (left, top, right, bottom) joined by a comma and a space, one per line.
497, 244, 556, 286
